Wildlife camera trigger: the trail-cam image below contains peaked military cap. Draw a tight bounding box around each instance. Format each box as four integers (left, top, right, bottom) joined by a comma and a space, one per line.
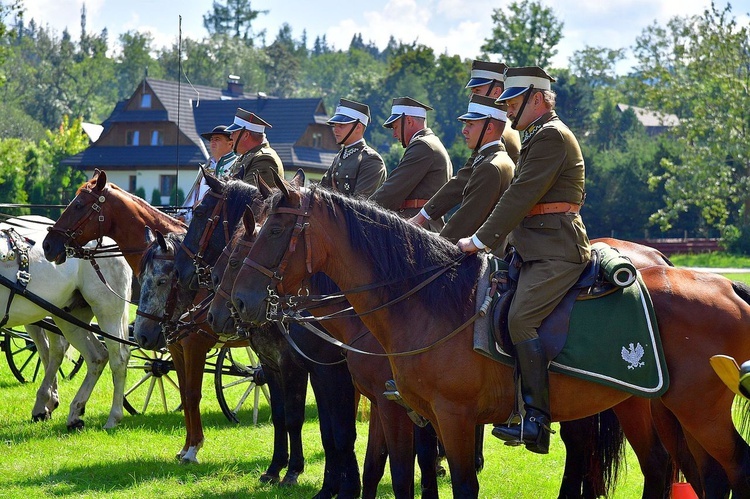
200, 125, 231, 141
326, 98, 371, 127
382, 97, 433, 128
496, 66, 555, 102
458, 94, 508, 122
225, 108, 272, 133
465, 60, 508, 88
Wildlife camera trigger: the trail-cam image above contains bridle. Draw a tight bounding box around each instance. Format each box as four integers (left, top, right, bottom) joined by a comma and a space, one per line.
179, 189, 231, 288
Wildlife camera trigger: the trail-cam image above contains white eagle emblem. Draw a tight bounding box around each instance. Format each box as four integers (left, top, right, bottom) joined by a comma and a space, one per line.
621, 342, 645, 369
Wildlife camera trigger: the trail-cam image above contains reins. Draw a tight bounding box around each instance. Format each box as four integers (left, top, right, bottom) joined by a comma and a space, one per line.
240, 185, 489, 358
179, 189, 231, 288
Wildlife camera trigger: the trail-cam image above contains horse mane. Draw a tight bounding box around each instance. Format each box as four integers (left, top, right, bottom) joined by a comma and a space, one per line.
282, 186, 483, 320
138, 231, 186, 278
217, 179, 266, 232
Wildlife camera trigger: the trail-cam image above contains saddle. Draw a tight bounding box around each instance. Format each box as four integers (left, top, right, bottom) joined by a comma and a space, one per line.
491, 244, 635, 363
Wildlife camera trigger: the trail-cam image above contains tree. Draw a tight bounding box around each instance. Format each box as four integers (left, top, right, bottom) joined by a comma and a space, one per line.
629, 4, 750, 246
481, 0, 563, 67
117, 31, 162, 99
203, 0, 267, 45
569, 46, 626, 88
263, 24, 306, 97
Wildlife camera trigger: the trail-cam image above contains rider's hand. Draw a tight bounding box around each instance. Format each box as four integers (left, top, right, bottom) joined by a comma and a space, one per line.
457, 237, 479, 254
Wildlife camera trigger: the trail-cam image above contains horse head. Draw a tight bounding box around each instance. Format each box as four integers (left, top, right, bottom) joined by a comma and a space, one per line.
133, 227, 191, 350
207, 208, 258, 334
43, 170, 110, 264
174, 172, 265, 291
231, 170, 313, 326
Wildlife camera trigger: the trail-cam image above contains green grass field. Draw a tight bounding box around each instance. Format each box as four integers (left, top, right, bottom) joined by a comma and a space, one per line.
3, 254, 745, 498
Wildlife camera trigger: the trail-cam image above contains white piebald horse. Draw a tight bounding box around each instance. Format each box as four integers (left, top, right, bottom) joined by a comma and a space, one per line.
0, 216, 132, 429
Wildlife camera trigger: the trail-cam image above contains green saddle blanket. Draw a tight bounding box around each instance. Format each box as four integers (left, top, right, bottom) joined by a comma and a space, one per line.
473, 256, 670, 397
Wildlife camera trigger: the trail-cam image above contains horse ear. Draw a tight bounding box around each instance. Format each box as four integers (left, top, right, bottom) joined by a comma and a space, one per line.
242, 205, 256, 233
291, 169, 305, 188
155, 230, 168, 252
92, 168, 101, 179
271, 169, 290, 199
144, 226, 155, 245
257, 176, 273, 199
95, 170, 107, 190
203, 165, 223, 193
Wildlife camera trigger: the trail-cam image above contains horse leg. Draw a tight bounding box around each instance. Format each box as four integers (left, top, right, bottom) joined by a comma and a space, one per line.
558, 417, 596, 499
260, 368, 290, 484
31, 329, 66, 422
474, 424, 485, 473
361, 403, 389, 499
309, 363, 361, 499
180, 333, 212, 464
611, 399, 672, 499
433, 410, 480, 498
414, 422, 438, 499
30, 325, 64, 417
59, 317, 108, 430
167, 340, 190, 460
102, 332, 130, 429
278, 357, 307, 487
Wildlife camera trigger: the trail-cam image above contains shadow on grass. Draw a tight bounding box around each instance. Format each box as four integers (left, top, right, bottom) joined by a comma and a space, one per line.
7, 457, 324, 498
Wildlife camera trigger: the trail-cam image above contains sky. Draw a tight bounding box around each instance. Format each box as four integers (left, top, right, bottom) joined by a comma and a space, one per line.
16, 0, 750, 73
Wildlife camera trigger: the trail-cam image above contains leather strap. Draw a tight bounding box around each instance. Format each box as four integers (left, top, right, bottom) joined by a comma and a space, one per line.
400, 199, 429, 210
526, 202, 581, 217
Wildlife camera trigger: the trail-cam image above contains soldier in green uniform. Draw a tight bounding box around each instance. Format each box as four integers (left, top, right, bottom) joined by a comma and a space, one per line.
466, 60, 521, 165
321, 98, 387, 198
457, 67, 591, 455
410, 94, 515, 243
370, 97, 451, 233
225, 107, 285, 187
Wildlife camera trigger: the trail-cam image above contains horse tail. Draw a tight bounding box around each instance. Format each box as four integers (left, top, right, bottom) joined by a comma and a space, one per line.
590, 409, 627, 497
732, 280, 750, 305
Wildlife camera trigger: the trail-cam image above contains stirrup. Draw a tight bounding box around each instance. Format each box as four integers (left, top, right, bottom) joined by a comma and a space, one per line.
383, 380, 429, 427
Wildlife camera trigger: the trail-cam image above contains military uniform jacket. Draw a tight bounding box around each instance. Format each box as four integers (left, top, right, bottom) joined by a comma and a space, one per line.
370, 128, 451, 232
230, 141, 284, 187
502, 127, 521, 165
320, 140, 387, 198
475, 111, 591, 263
424, 142, 514, 243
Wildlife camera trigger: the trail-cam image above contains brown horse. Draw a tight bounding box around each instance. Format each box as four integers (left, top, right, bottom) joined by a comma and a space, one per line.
231, 175, 750, 498
207, 208, 441, 498
41, 170, 217, 463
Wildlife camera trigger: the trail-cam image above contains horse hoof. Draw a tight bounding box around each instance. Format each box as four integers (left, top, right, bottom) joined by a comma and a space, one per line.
435, 464, 446, 477
179, 456, 199, 465
259, 473, 280, 484
67, 420, 85, 431
280, 470, 301, 487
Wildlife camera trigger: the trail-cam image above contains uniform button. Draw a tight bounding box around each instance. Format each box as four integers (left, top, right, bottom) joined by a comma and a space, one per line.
540, 222, 544, 226
494, 234, 500, 238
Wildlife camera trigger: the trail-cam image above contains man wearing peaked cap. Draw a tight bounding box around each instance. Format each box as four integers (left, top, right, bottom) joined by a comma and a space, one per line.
226, 107, 284, 187
370, 96, 452, 232
320, 98, 387, 198
466, 60, 520, 164
410, 94, 515, 243
458, 66, 591, 455
180, 124, 237, 222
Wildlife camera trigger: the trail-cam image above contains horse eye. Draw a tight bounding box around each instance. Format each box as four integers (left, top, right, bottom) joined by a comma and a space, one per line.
157, 278, 167, 286
271, 226, 283, 236
229, 258, 239, 268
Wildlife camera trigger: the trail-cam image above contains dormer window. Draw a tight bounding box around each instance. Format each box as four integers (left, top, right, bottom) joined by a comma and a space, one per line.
312, 132, 322, 148
140, 93, 152, 108
150, 130, 163, 146
127, 130, 140, 146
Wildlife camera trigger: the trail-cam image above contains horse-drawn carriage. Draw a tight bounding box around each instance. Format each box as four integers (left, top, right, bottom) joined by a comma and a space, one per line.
0, 209, 271, 426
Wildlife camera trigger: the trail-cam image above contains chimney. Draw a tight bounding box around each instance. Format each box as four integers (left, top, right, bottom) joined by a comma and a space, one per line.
227, 74, 244, 97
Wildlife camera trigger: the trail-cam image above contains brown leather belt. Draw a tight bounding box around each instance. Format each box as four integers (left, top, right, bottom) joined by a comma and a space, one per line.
526, 202, 581, 217
400, 199, 429, 210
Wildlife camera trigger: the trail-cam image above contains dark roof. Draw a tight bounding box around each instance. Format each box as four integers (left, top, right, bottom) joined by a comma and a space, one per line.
273, 145, 337, 172
193, 98, 328, 146
61, 145, 204, 168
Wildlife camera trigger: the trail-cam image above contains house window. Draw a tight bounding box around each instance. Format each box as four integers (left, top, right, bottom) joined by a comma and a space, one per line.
312, 132, 322, 148
127, 130, 140, 146
160, 175, 177, 197
128, 175, 137, 193
141, 93, 152, 108
150, 130, 163, 146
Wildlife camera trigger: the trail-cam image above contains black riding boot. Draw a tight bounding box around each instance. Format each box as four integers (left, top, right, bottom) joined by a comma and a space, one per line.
492, 337, 552, 454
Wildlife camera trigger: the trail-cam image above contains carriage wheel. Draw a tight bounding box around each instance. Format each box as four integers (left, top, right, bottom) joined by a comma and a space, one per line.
2, 327, 84, 384
123, 347, 182, 415
214, 346, 271, 424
